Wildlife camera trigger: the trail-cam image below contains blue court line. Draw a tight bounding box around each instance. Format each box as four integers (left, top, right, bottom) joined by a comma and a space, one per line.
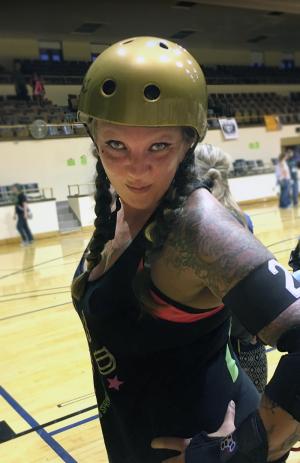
266, 347, 276, 353
49, 414, 99, 436
0, 386, 77, 463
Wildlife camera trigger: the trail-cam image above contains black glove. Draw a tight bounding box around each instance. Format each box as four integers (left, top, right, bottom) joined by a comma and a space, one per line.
185, 410, 288, 462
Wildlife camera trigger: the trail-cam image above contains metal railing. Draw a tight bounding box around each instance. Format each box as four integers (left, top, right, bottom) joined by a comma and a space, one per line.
68, 183, 95, 197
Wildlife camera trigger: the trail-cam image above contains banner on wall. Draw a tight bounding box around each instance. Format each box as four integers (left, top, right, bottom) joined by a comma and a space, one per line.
264, 115, 281, 131
218, 118, 239, 140
67, 158, 76, 166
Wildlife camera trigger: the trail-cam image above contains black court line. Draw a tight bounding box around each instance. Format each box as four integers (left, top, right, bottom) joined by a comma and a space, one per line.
0, 301, 72, 322
248, 209, 278, 217
265, 236, 299, 249
0, 251, 82, 281
57, 393, 95, 408
0, 393, 97, 442
0, 285, 69, 298
279, 216, 300, 224
21, 260, 80, 273
0, 290, 70, 304
0, 259, 78, 271
273, 247, 299, 256
0, 386, 77, 462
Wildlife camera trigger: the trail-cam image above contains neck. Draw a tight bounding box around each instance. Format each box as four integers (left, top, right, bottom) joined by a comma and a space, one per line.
120, 200, 156, 225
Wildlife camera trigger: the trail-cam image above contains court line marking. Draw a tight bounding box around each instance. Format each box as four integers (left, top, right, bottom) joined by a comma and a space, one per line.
0, 251, 81, 281
49, 414, 99, 436
0, 301, 72, 322
0, 386, 77, 463
57, 393, 95, 407
0, 291, 70, 304
266, 236, 300, 248
0, 285, 69, 298
0, 259, 79, 273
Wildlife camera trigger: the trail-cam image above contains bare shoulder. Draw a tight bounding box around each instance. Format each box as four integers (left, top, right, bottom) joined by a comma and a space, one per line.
163, 188, 273, 298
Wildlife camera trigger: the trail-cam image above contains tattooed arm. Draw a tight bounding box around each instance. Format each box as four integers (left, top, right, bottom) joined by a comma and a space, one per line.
162, 188, 300, 460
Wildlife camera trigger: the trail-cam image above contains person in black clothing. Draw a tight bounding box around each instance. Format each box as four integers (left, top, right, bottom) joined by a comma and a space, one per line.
286, 147, 299, 207
13, 61, 29, 101
71, 37, 300, 463
12, 184, 34, 246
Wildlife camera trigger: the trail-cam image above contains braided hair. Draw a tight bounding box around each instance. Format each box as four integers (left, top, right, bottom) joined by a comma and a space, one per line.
71, 141, 118, 300
144, 128, 201, 251
71, 126, 201, 302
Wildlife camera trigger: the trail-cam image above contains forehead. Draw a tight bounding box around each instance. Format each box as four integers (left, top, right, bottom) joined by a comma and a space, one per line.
96, 121, 182, 139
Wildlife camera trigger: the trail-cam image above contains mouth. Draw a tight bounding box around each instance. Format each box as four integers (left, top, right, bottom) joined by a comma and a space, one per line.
126, 184, 152, 193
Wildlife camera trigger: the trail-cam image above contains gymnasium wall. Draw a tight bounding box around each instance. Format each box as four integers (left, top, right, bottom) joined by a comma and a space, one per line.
2, 124, 300, 202
1, 37, 300, 69
1, 137, 97, 201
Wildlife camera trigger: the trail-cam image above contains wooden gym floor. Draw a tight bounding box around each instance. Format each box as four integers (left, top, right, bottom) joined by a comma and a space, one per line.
0, 200, 299, 462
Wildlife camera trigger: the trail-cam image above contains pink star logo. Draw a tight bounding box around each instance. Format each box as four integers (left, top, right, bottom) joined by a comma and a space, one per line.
107, 375, 124, 391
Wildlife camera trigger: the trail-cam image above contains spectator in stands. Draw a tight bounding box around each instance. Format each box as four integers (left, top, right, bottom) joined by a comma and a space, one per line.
195, 143, 267, 393
286, 147, 299, 207
276, 152, 291, 208
31, 72, 45, 105
12, 184, 34, 246
13, 61, 29, 101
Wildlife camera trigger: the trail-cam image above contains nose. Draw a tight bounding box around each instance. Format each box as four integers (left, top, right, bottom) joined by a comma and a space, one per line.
127, 151, 150, 177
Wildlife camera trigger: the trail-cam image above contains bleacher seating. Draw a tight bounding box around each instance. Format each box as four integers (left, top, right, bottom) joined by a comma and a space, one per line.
207, 91, 300, 128
0, 60, 299, 86
1, 88, 300, 140
0, 97, 84, 140
0, 182, 43, 204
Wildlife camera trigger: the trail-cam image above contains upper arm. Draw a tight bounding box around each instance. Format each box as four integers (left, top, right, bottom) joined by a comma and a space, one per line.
164, 189, 273, 299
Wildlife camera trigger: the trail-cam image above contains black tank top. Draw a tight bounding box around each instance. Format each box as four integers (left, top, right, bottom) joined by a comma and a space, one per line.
73, 234, 236, 461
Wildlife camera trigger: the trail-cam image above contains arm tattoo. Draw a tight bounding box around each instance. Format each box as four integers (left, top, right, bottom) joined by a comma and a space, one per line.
166, 189, 300, 345
167, 190, 272, 298
259, 300, 300, 345
260, 395, 300, 459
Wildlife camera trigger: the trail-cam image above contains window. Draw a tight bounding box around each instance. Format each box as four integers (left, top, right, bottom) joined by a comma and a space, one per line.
251, 51, 264, 67
90, 43, 107, 61
39, 41, 63, 62
91, 52, 99, 61
280, 53, 295, 69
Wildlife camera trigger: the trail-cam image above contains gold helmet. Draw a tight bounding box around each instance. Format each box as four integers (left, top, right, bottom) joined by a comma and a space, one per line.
78, 36, 207, 140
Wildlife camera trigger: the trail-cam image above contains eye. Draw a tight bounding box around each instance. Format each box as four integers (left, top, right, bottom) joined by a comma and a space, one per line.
150, 142, 170, 152
106, 140, 126, 150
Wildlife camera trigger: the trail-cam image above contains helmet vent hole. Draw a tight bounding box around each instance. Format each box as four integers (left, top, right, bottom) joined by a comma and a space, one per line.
159, 42, 169, 49
123, 39, 134, 45
102, 79, 116, 96
144, 85, 161, 101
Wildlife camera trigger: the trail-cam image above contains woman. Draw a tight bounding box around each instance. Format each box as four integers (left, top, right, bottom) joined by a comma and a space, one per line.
195, 144, 267, 394
12, 183, 34, 246
31, 72, 45, 105
72, 37, 300, 463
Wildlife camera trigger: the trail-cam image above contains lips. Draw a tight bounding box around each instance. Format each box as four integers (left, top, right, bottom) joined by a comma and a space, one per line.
126, 184, 152, 193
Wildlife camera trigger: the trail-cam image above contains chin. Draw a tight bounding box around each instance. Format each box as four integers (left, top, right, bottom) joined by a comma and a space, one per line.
125, 195, 158, 211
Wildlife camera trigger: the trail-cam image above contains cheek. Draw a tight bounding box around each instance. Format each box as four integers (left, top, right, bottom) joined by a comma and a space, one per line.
99, 151, 125, 177
157, 150, 185, 174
